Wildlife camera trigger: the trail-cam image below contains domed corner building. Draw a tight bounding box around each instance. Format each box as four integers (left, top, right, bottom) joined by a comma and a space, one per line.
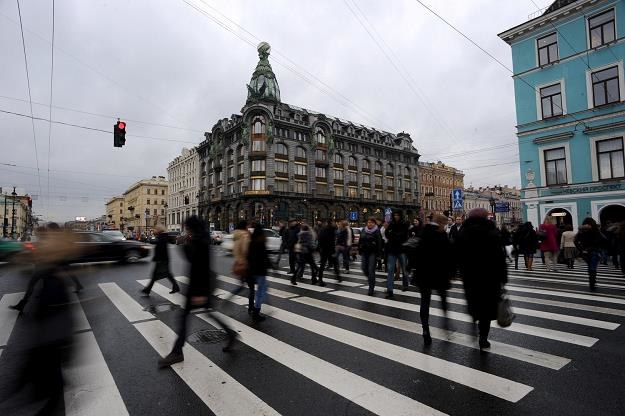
197, 42, 421, 230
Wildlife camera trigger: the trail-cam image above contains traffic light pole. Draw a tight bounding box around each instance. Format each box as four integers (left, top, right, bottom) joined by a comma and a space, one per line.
2, 193, 7, 238
11, 187, 17, 239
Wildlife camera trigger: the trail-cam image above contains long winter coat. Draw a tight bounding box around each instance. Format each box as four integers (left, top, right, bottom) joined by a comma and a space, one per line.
247, 238, 271, 277
456, 217, 507, 321
318, 225, 337, 255
412, 224, 454, 290
384, 220, 409, 255
232, 229, 250, 265
152, 232, 169, 262
539, 223, 559, 252
183, 232, 214, 300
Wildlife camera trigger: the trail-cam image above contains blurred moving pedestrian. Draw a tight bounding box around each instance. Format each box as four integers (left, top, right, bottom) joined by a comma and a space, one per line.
575, 218, 607, 290
286, 219, 300, 275
317, 219, 339, 286
515, 222, 538, 271
141, 225, 180, 296
159, 216, 236, 368
336, 220, 352, 272
539, 216, 559, 272
384, 210, 410, 298
230, 221, 253, 313
294, 224, 318, 285
408, 217, 423, 238
359, 217, 383, 296
448, 216, 463, 244
376, 219, 387, 271
605, 221, 621, 269
456, 208, 508, 350
560, 224, 577, 269
411, 213, 454, 346
500, 224, 513, 262
247, 224, 272, 322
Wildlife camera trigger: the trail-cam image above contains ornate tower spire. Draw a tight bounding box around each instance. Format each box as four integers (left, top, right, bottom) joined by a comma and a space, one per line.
246, 42, 281, 104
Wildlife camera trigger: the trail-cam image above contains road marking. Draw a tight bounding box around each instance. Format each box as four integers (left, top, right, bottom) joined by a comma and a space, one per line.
213, 275, 300, 299
501, 285, 625, 305
292, 296, 570, 370
265, 276, 333, 293
134, 320, 281, 416
99, 283, 154, 323
68, 292, 91, 332
507, 275, 625, 290
0, 292, 24, 347
63, 331, 129, 416
137, 280, 186, 306
272, 270, 363, 287
201, 311, 448, 416
329, 290, 598, 347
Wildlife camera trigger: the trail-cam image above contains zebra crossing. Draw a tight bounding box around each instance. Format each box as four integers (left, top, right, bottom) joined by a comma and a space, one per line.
0, 261, 624, 415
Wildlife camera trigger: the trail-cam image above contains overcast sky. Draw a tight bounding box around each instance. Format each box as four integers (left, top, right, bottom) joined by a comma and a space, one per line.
0, 0, 553, 222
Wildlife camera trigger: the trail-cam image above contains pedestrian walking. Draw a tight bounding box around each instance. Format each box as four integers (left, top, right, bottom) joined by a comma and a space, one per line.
294, 224, 319, 284
456, 208, 508, 350
336, 220, 352, 272
411, 213, 454, 346
500, 224, 513, 262
247, 224, 272, 322
605, 221, 621, 269
383, 210, 410, 298
286, 219, 300, 275
575, 218, 607, 290
317, 219, 339, 286
560, 224, 577, 269
230, 221, 253, 313
359, 217, 383, 296
159, 216, 236, 368
448, 216, 463, 244
515, 222, 538, 271
408, 217, 423, 238
141, 225, 180, 296
376, 219, 387, 271
539, 216, 559, 272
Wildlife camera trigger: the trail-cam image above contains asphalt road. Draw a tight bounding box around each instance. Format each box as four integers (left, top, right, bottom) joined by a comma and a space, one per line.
0, 244, 624, 415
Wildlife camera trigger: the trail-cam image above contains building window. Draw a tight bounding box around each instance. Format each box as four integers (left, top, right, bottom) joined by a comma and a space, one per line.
375, 161, 383, 172
537, 33, 558, 66
597, 138, 625, 179
544, 147, 567, 185
589, 9, 615, 48
315, 149, 327, 161
363, 189, 371, 199
348, 156, 357, 168
228, 166, 234, 179
591, 66, 620, 107
316, 129, 326, 145
251, 178, 266, 190
362, 159, 370, 170
315, 167, 327, 179
540, 83, 563, 119
347, 171, 357, 183
147, 199, 150, 205
333, 153, 343, 164
276, 160, 289, 174
348, 187, 358, 198
162, 190, 165, 195
362, 174, 370, 185
386, 191, 394, 201
374, 176, 383, 187
253, 118, 265, 134
251, 160, 266, 172
385, 177, 393, 187
252, 139, 266, 152
375, 190, 383, 200
295, 163, 306, 176
275, 143, 288, 156
296, 146, 306, 159
295, 181, 307, 193
333, 169, 344, 180
335, 186, 344, 197
275, 180, 288, 192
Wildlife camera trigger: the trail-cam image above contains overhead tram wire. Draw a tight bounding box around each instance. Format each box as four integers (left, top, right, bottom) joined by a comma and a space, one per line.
0, 94, 205, 133
343, 0, 463, 147
46, 0, 55, 216
192, 0, 394, 133
0, 108, 199, 144
183, 0, 395, 133
0, 161, 146, 179
16, 0, 43, 204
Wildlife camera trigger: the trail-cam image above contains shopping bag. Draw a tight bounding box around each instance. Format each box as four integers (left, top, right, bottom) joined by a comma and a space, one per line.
497, 289, 516, 327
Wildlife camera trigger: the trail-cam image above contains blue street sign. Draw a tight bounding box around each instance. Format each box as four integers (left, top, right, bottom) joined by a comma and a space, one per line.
349, 211, 358, 221
495, 202, 510, 213
384, 207, 392, 222
452, 188, 463, 210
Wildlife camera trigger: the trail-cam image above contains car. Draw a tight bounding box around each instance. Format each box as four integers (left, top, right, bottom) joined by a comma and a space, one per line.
72, 232, 151, 263
165, 231, 180, 244
175, 233, 188, 245
210, 230, 223, 245
222, 228, 282, 253
0, 238, 23, 262
102, 230, 126, 241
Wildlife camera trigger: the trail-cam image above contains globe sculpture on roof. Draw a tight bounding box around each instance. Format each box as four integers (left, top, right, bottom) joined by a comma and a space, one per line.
246, 42, 281, 103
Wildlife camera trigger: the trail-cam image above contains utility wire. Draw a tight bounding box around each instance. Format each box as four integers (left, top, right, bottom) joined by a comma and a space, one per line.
46, 0, 55, 216
16, 0, 43, 205
0, 108, 199, 144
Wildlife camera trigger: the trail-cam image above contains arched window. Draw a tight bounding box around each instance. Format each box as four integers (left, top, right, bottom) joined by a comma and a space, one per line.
334, 153, 343, 164
316, 129, 327, 145
227, 149, 234, 164
315, 149, 327, 161
296, 146, 306, 159
348, 156, 357, 168
387, 163, 394, 176
404, 167, 410, 177
253, 117, 265, 134
275, 143, 288, 156
375, 161, 382, 172
362, 159, 370, 170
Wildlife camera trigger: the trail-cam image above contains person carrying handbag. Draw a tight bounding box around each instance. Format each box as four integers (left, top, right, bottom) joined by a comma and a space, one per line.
230, 221, 253, 313
293, 224, 318, 285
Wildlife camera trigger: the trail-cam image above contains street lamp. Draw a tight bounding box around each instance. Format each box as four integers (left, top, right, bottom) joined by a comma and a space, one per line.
145, 208, 150, 237
11, 187, 17, 239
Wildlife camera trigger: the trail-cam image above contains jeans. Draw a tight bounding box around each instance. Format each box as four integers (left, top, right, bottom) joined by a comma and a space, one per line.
587, 251, 600, 274
361, 252, 377, 294
296, 252, 318, 279
386, 253, 408, 293
254, 275, 268, 309
319, 251, 339, 280
336, 246, 351, 269
544, 251, 557, 271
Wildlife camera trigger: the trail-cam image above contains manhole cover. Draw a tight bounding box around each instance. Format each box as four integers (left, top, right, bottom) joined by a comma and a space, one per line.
187, 329, 228, 344
143, 303, 176, 314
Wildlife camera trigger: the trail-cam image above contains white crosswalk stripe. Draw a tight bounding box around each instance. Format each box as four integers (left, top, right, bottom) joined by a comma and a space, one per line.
0, 292, 23, 347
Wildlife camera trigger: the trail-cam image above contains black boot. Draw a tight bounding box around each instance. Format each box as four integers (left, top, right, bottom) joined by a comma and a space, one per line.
170, 283, 180, 294
479, 337, 491, 350
9, 299, 26, 312
222, 328, 238, 352
158, 351, 184, 368
423, 328, 432, 346
589, 271, 597, 290
252, 308, 266, 322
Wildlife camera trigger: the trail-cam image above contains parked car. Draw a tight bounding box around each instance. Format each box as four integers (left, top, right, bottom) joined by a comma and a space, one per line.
222, 228, 282, 253
210, 230, 224, 245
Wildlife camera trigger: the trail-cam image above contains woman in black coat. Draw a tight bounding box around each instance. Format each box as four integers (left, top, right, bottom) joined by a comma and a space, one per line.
411, 213, 454, 346
141, 225, 180, 295
247, 224, 272, 322
455, 208, 507, 350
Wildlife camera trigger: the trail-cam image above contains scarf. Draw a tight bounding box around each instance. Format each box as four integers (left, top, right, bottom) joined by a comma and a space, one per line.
364, 225, 379, 234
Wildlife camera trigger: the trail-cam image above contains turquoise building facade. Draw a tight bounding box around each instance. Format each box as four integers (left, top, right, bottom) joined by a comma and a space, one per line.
499, 0, 625, 229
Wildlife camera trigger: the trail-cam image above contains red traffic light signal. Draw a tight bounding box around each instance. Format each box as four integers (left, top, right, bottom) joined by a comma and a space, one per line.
114, 120, 127, 147
117, 121, 126, 130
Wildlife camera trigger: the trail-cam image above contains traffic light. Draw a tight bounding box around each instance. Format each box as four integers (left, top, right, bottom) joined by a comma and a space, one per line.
28, 197, 32, 208
114, 120, 126, 147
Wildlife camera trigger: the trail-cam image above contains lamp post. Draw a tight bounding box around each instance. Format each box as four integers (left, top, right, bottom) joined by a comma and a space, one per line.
145, 208, 150, 237
2, 190, 7, 238
11, 187, 17, 239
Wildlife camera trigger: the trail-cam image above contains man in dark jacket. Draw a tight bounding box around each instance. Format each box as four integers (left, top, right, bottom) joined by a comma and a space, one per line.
383, 210, 410, 298
159, 216, 236, 368
359, 217, 383, 296
141, 225, 180, 295
455, 208, 507, 350
317, 219, 339, 285
286, 219, 301, 274
448, 216, 463, 244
